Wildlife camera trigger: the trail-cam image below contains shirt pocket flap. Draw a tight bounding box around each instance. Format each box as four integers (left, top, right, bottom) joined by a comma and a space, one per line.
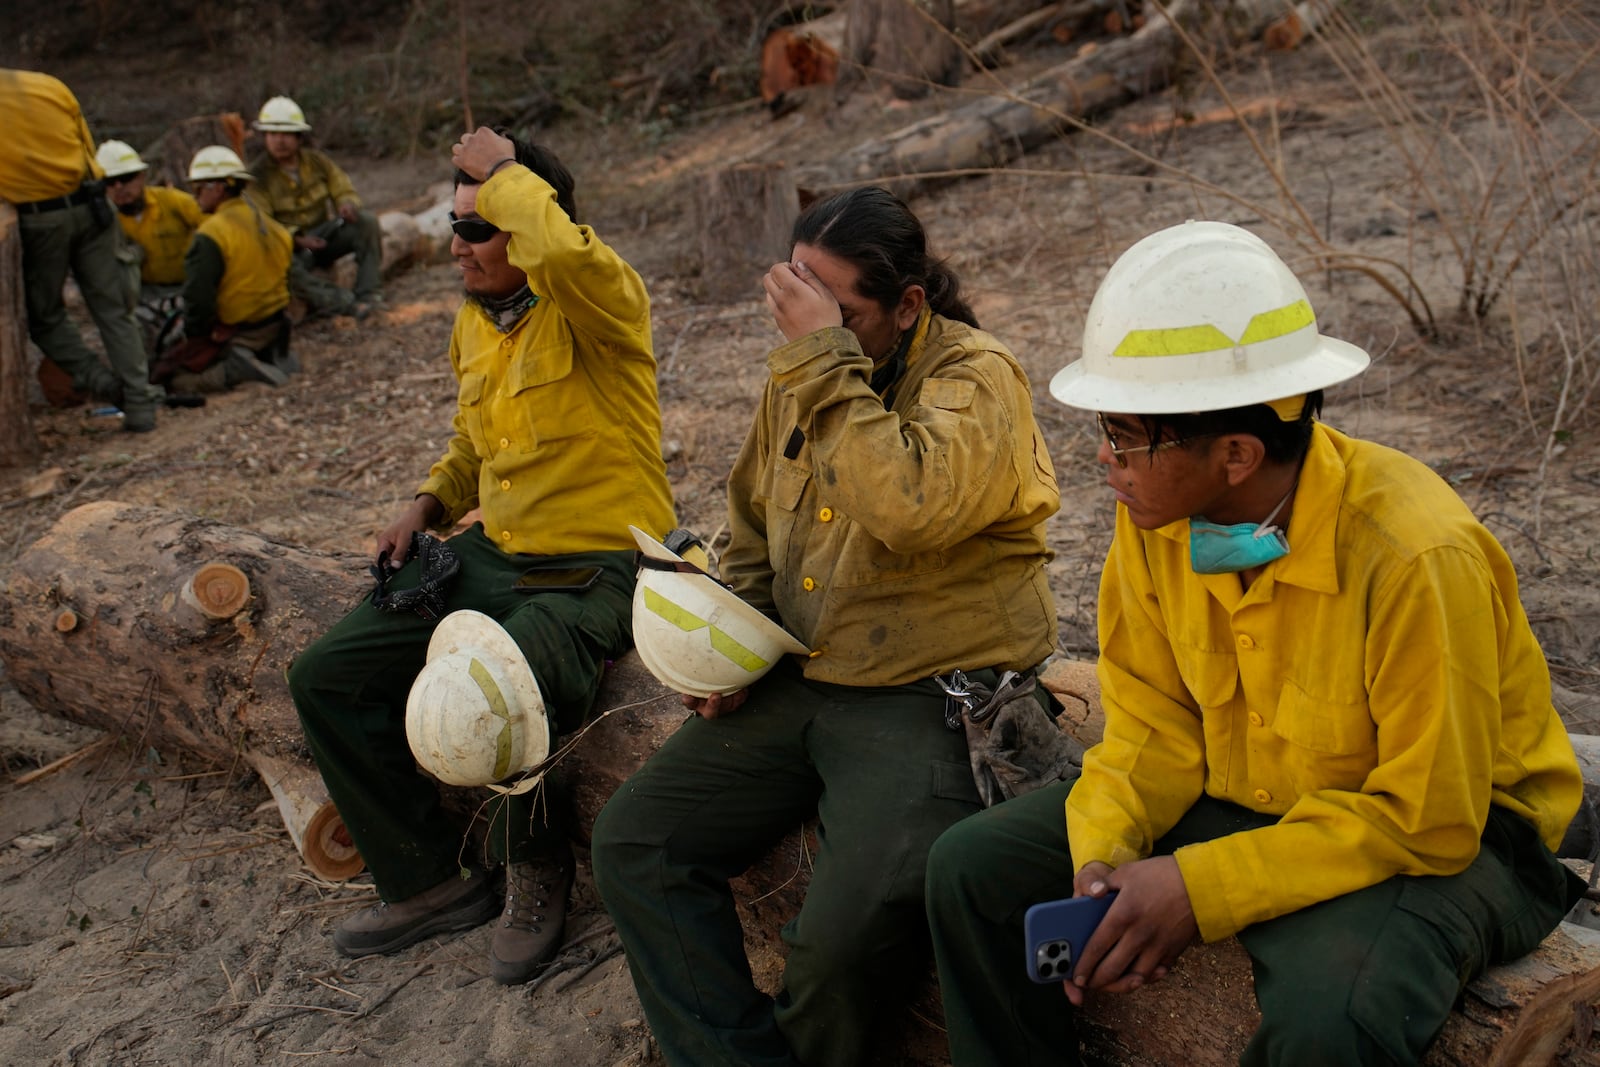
505, 343, 574, 395
458, 372, 486, 406
770, 457, 811, 512
1271, 678, 1376, 756
918, 378, 976, 411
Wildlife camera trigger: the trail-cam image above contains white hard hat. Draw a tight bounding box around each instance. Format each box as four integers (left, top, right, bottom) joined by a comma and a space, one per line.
255, 95, 312, 132
405, 610, 549, 789
96, 140, 147, 178
187, 145, 253, 183
1049, 220, 1370, 414
629, 526, 809, 699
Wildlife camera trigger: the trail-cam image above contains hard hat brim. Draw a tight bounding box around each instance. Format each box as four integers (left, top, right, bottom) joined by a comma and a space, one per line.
423, 609, 549, 771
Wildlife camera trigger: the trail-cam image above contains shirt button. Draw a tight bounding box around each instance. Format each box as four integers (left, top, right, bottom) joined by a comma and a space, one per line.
500, 437, 510, 449
802, 577, 816, 591
819, 507, 833, 522
1237, 634, 1255, 650
500, 479, 511, 491
500, 530, 512, 542
1248, 712, 1264, 727
1253, 788, 1272, 804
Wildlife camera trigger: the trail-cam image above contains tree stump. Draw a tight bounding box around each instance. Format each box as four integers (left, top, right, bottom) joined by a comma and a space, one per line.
839, 0, 964, 102
147, 113, 249, 189
694, 163, 798, 303
0, 202, 38, 467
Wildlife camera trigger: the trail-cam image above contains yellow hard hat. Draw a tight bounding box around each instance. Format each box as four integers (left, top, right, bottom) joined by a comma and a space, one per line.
96, 140, 147, 179
629, 526, 809, 698
1050, 220, 1370, 414
404, 610, 549, 789
255, 95, 312, 133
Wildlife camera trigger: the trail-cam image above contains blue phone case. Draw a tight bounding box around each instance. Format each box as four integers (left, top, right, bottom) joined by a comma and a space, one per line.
1023, 891, 1118, 984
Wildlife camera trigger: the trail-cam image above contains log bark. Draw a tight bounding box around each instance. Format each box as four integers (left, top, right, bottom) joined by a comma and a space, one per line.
838, 0, 965, 102
693, 164, 798, 303
0, 202, 38, 466
794, 0, 1289, 199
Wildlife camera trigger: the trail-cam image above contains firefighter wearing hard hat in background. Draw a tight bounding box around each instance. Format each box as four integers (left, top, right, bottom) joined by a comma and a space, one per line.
924, 220, 1584, 1067
95, 139, 205, 352
148, 146, 294, 392
0, 68, 163, 431
247, 95, 383, 319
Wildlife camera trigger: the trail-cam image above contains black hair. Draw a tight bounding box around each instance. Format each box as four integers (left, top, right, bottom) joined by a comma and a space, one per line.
1137, 391, 1324, 466
790, 187, 977, 327
454, 130, 577, 223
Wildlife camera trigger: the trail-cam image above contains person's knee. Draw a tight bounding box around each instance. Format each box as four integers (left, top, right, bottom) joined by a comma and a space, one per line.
1251, 998, 1397, 1067
286, 637, 334, 712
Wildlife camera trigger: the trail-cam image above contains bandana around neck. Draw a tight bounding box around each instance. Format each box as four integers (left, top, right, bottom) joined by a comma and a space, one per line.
470, 285, 540, 332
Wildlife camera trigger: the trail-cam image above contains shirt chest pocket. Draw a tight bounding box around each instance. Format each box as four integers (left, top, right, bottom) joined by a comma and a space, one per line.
1269, 679, 1377, 794
502, 343, 596, 450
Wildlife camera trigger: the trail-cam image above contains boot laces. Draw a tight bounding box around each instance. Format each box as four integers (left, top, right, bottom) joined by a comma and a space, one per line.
502, 864, 551, 929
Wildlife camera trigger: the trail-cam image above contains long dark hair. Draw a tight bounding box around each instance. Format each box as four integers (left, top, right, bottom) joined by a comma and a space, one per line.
453, 130, 577, 223
790, 187, 977, 327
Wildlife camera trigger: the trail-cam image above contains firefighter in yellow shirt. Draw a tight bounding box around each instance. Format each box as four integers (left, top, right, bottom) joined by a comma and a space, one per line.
0, 69, 161, 431
925, 221, 1584, 1067
247, 96, 382, 319
95, 139, 204, 352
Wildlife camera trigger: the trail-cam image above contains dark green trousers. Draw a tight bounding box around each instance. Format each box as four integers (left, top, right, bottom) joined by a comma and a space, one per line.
288, 525, 634, 901
291, 211, 383, 312
19, 198, 159, 419
926, 781, 1580, 1067
590, 660, 988, 1067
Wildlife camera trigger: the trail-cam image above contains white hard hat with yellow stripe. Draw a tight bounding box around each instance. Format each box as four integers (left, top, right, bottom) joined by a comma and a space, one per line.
405, 609, 549, 794
1050, 220, 1369, 414
255, 95, 312, 133
629, 526, 809, 699
96, 140, 148, 178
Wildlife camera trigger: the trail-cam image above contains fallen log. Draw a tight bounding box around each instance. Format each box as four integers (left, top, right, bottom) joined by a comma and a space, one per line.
793, 0, 1289, 199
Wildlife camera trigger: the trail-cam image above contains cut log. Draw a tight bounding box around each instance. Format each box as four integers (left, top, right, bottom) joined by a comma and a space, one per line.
245, 749, 365, 881
693, 163, 798, 303
0, 202, 38, 467
759, 12, 846, 105
838, 0, 964, 102
795, 0, 1290, 199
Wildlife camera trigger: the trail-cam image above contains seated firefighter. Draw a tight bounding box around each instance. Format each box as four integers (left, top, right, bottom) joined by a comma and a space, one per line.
924, 220, 1586, 1067
287, 126, 674, 986
96, 138, 204, 352
149, 146, 294, 392
248, 95, 383, 319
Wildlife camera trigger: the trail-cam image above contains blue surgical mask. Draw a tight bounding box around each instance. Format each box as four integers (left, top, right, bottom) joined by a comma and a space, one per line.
1188, 487, 1294, 575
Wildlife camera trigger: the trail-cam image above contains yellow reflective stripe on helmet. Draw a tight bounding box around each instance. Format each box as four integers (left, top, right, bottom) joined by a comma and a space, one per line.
1112, 299, 1315, 358
468, 656, 515, 780
642, 587, 770, 672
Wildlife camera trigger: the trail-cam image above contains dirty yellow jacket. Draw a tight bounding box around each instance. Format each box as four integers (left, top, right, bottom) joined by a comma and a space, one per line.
0, 69, 100, 203
1067, 423, 1582, 942
247, 147, 360, 233
417, 165, 675, 556
121, 185, 205, 285
182, 195, 292, 328
721, 310, 1060, 686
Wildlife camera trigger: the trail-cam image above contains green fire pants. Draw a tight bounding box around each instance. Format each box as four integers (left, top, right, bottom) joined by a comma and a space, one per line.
926, 780, 1581, 1067
291, 211, 383, 313
288, 525, 634, 901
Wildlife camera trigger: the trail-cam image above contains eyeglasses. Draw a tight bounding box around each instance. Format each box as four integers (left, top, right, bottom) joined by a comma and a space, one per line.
104, 172, 141, 187
449, 212, 501, 244
1096, 412, 1212, 468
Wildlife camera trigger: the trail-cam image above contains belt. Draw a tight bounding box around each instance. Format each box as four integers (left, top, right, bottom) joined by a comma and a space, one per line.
15, 183, 99, 216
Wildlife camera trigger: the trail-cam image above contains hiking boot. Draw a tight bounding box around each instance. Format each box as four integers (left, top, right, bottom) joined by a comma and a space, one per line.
333, 868, 498, 958
223, 345, 289, 387
490, 843, 575, 985
121, 408, 156, 434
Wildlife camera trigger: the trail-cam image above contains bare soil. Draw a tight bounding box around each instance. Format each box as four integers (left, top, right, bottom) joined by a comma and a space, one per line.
4, 16, 1600, 1067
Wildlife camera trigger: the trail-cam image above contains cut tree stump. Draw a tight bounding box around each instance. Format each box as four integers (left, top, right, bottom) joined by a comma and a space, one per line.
839, 0, 964, 102
0, 202, 38, 467
694, 163, 798, 303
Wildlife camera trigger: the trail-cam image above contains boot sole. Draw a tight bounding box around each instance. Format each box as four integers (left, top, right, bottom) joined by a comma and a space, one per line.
334, 889, 499, 958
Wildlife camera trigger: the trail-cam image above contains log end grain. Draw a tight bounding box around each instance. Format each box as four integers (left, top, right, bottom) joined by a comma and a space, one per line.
182, 562, 252, 620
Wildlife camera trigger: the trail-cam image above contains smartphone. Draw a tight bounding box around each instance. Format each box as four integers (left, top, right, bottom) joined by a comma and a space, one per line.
1023, 891, 1118, 984
514, 565, 602, 593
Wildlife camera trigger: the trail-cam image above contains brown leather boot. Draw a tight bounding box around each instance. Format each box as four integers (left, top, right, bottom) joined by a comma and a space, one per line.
333, 868, 497, 958
489, 843, 575, 985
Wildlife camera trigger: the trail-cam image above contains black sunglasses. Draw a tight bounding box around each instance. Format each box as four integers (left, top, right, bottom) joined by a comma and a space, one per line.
104, 172, 142, 188
449, 212, 501, 244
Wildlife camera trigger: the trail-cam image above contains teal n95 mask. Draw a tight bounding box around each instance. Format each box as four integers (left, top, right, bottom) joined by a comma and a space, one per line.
1188, 485, 1294, 575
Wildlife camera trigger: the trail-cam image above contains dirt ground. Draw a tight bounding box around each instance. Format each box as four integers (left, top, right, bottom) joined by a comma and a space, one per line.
4, 11, 1600, 1066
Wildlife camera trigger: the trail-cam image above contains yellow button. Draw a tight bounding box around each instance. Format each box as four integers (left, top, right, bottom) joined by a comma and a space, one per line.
1253, 788, 1272, 804
500, 530, 512, 542
802, 577, 816, 591
500, 479, 512, 491
1248, 712, 1264, 727
500, 437, 510, 449
819, 507, 834, 522
1237, 634, 1255, 650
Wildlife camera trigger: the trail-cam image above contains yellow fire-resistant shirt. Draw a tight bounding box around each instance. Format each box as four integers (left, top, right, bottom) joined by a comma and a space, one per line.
121, 185, 205, 285
0, 69, 101, 204
1067, 422, 1581, 942
416, 165, 675, 556
183, 195, 292, 327
247, 147, 361, 233
721, 310, 1060, 686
